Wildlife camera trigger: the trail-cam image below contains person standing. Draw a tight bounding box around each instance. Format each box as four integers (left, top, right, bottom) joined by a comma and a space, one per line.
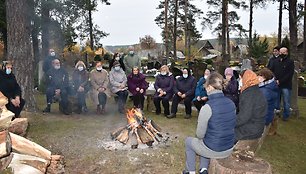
0, 61, 25, 118
167, 68, 196, 119
235, 69, 267, 141
72, 61, 89, 114
223, 67, 239, 108
109, 61, 129, 114
127, 66, 148, 110
43, 49, 57, 75
193, 69, 210, 112
267, 46, 280, 71
90, 61, 110, 114
43, 59, 70, 115
273, 47, 294, 121
109, 53, 125, 71
153, 65, 174, 116
123, 46, 141, 75
182, 73, 236, 174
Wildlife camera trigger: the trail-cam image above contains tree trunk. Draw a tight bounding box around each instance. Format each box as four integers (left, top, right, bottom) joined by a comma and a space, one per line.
249, 0, 253, 54
173, 0, 178, 61
165, 0, 170, 61
89, 8, 94, 50
278, 0, 283, 46
1, 28, 7, 60
184, 0, 188, 60
289, 0, 298, 61
303, 0, 306, 64
6, 0, 36, 110
221, 0, 227, 57
226, 3, 231, 59
41, 0, 50, 59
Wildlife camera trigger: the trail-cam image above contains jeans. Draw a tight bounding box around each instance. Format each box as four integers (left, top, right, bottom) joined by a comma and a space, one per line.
185, 137, 210, 172
171, 94, 193, 115
116, 90, 128, 112
276, 88, 291, 119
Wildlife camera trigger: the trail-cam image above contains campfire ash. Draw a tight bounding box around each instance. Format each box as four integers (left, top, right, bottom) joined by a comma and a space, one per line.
111, 108, 163, 149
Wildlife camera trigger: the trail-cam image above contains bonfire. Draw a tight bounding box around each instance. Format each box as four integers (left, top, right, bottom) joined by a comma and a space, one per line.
111, 108, 163, 149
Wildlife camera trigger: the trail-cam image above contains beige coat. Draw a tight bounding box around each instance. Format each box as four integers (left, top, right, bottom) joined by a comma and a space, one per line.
89, 69, 111, 105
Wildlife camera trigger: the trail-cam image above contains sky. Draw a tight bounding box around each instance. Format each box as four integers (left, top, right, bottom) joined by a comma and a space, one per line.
93, 0, 294, 46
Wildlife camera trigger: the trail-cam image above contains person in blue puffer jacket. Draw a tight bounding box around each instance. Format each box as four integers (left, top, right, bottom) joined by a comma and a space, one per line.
257, 68, 279, 135
193, 69, 210, 112
182, 72, 236, 174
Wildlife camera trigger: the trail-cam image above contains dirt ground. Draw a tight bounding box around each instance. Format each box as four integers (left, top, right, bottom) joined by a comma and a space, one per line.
25, 99, 197, 174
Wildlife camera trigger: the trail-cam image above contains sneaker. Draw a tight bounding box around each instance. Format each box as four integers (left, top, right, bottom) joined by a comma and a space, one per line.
199, 168, 208, 174
82, 106, 88, 113
184, 114, 192, 119
166, 113, 176, 119
43, 105, 51, 113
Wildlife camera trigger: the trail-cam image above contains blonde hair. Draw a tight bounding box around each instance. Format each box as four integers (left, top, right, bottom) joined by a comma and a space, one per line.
205, 72, 225, 90
160, 65, 169, 73
75, 60, 86, 69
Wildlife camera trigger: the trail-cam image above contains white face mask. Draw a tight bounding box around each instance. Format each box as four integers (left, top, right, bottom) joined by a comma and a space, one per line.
54, 65, 60, 70
78, 66, 84, 71
114, 66, 120, 71
50, 52, 55, 56
204, 75, 208, 79
115, 57, 120, 61
129, 51, 134, 55
183, 74, 188, 78
96, 67, 103, 71
161, 72, 167, 76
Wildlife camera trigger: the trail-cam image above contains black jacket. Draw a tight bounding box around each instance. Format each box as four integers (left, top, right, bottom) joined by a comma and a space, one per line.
273, 56, 294, 89
267, 55, 279, 72
46, 67, 69, 90
0, 70, 22, 100
235, 85, 267, 140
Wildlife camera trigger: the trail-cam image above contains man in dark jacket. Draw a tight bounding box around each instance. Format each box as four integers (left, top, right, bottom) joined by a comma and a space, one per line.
267, 46, 280, 71
273, 47, 294, 121
43, 49, 57, 74
43, 59, 70, 115
0, 62, 25, 118
167, 68, 196, 119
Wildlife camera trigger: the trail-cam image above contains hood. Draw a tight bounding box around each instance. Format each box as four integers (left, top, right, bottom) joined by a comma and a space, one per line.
259, 78, 278, 91
241, 69, 259, 92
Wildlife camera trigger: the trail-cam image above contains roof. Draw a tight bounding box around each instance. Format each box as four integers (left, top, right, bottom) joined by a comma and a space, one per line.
170, 51, 185, 59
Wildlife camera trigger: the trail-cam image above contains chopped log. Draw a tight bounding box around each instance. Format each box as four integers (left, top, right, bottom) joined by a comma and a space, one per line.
46, 155, 65, 174
209, 154, 272, 174
0, 130, 11, 158
137, 127, 154, 144
0, 153, 13, 171
149, 120, 162, 132
0, 115, 13, 131
116, 129, 129, 144
9, 132, 51, 160
111, 126, 127, 140
8, 153, 50, 174
9, 118, 28, 137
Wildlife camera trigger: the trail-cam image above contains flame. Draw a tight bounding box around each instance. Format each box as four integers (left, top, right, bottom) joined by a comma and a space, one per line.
126, 108, 144, 125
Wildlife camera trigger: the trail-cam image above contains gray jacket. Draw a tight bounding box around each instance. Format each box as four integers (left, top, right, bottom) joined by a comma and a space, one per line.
109, 67, 128, 94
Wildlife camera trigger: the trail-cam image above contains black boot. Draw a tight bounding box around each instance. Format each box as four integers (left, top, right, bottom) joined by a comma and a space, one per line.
43, 104, 51, 113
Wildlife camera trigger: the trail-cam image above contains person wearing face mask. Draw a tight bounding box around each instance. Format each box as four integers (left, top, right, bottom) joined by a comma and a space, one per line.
192, 69, 210, 112
90, 61, 111, 114
123, 46, 141, 75
272, 47, 294, 121
182, 73, 236, 174
153, 65, 174, 116
235, 69, 267, 141
43, 49, 57, 75
127, 66, 149, 110
167, 68, 196, 119
0, 62, 25, 118
109, 53, 125, 71
223, 67, 239, 108
257, 68, 279, 135
43, 59, 70, 115
109, 61, 128, 114
72, 61, 89, 114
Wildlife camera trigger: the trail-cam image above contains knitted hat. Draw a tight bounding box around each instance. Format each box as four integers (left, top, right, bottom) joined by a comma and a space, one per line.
113, 61, 120, 67
224, 67, 233, 76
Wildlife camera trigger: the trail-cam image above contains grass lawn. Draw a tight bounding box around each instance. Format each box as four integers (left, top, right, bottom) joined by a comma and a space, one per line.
26, 94, 306, 173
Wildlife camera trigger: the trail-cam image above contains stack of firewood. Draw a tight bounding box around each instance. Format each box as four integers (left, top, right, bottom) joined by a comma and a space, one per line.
0, 92, 64, 174
111, 108, 163, 148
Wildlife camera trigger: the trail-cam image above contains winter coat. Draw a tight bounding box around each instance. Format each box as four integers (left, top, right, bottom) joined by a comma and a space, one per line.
42, 55, 56, 73
223, 76, 239, 107
123, 54, 141, 75
127, 73, 148, 96
272, 56, 294, 89
154, 73, 174, 100
109, 57, 125, 71
45, 67, 69, 90
267, 55, 279, 71
174, 75, 196, 97
193, 77, 207, 101
0, 70, 22, 100
72, 69, 89, 93
89, 69, 111, 105
259, 79, 279, 125
109, 67, 128, 94
203, 90, 236, 152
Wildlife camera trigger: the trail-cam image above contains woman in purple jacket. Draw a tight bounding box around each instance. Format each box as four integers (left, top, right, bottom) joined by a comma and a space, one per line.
223, 67, 239, 108
127, 66, 149, 110
154, 65, 174, 116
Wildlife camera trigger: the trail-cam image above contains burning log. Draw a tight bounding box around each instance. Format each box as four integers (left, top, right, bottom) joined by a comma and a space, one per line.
111, 108, 163, 148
